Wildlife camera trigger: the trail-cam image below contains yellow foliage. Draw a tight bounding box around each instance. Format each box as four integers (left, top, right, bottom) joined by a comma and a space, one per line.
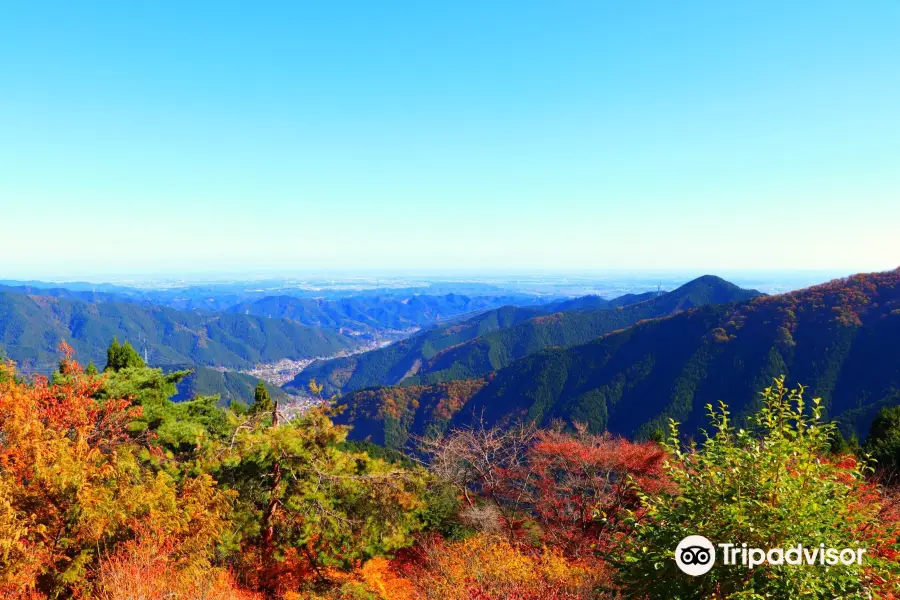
408, 534, 603, 600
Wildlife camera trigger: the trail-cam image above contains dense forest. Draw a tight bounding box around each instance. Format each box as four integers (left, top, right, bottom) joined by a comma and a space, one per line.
289, 276, 760, 397
336, 270, 900, 448
2, 270, 900, 599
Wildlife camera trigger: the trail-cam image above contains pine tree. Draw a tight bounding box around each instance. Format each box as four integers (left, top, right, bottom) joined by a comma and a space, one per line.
250, 380, 275, 418
104, 338, 146, 372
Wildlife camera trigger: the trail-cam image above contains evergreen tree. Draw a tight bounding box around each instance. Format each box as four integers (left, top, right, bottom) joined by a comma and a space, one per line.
250, 379, 275, 418
104, 337, 146, 372
85, 360, 99, 376
866, 405, 900, 480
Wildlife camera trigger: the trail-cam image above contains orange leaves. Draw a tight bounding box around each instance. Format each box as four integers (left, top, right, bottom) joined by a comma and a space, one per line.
402, 534, 603, 600
360, 557, 417, 600
322, 557, 418, 600
495, 430, 670, 556
94, 534, 262, 600
0, 351, 232, 597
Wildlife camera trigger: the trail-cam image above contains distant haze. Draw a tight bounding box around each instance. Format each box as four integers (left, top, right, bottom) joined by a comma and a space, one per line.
0, 269, 861, 296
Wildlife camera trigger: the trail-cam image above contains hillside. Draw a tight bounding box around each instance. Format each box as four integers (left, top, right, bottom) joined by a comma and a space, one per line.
336, 269, 900, 447
289, 275, 760, 396
284, 303, 555, 396
0, 291, 356, 373
169, 366, 290, 406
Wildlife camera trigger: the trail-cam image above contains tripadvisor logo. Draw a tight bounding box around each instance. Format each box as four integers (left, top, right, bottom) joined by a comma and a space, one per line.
675, 535, 716, 576
674, 535, 867, 576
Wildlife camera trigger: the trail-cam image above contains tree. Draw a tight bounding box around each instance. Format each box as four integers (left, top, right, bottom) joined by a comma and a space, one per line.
498, 426, 669, 557
866, 405, 900, 481
249, 379, 275, 418
400, 533, 605, 600
214, 405, 428, 594
0, 344, 230, 597
104, 337, 146, 372
616, 377, 900, 599
420, 420, 669, 557
418, 419, 536, 510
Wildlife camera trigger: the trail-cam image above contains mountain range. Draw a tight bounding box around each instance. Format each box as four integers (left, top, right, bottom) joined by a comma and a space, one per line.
0, 290, 356, 373
169, 366, 290, 406
333, 269, 900, 448
226, 292, 545, 334
286, 275, 760, 397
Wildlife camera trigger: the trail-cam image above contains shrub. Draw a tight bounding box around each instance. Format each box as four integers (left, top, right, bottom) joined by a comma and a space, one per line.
616, 377, 900, 599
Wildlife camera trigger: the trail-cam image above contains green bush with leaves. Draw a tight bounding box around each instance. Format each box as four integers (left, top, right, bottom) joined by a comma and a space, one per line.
616, 377, 900, 599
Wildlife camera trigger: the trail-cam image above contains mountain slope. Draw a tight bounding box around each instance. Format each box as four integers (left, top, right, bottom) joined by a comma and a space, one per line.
0, 291, 356, 373
285, 303, 552, 396
407, 275, 761, 385
291, 275, 760, 396
170, 366, 290, 407
336, 269, 900, 447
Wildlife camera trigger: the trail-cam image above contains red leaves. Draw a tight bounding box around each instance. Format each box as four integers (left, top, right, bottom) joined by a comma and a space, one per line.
490, 429, 671, 557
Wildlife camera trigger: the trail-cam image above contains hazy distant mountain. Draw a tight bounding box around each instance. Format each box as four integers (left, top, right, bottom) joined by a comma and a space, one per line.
0, 283, 141, 305
287, 275, 760, 397
0, 279, 558, 326
335, 269, 900, 448
226, 293, 548, 334
0, 291, 356, 373
0, 280, 142, 295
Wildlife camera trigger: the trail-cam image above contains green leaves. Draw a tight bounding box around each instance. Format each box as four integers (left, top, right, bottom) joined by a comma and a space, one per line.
213, 405, 429, 590
615, 377, 900, 599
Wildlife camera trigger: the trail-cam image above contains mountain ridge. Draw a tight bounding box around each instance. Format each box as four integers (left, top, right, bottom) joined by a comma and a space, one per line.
334, 269, 899, 447
287, 275, 761, 396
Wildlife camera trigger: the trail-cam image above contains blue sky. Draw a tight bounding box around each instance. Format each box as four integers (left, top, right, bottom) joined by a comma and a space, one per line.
1, 1, 898, 278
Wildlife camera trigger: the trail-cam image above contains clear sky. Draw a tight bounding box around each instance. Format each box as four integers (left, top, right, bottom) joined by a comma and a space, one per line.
1, 1, 898, 278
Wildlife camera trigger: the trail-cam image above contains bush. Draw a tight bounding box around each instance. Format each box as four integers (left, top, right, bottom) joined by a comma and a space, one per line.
616, 377, 900, 599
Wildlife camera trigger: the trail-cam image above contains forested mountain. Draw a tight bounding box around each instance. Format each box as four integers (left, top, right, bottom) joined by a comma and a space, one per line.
0, 291, 356, 373
0, 280, 557, 334
287, 275, 760, 397
227, 292, 544, 333
283, 303, 550, 397
335, 269, 900, 448
405, 275, 761, 385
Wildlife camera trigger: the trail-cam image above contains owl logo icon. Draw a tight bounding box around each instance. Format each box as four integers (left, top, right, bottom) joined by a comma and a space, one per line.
675, 535, 715, 576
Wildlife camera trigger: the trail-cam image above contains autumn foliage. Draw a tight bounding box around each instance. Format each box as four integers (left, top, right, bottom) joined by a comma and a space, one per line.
0, 345, 235, 597
3, 343, 900, 599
